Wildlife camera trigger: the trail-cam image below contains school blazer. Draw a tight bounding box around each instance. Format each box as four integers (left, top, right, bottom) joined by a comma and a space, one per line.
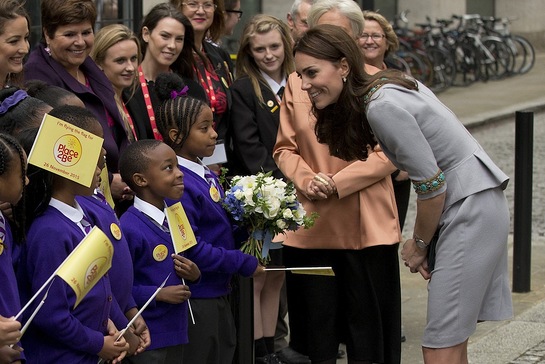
273, 72, 402, 250
229, 76, 284, 179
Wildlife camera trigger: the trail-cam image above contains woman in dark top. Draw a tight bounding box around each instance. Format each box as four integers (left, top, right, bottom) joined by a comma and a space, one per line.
124, 3, 205, 141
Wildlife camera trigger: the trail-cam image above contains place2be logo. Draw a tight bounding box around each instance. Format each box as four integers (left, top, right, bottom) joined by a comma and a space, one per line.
54, 134, 82, 166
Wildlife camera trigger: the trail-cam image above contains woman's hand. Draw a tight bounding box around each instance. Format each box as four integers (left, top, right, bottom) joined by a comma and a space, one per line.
401, 238, 431, 280
305, 173, 337, 201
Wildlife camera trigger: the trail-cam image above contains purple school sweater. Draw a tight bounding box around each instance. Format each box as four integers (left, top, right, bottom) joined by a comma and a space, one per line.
18, 206, 124, 364
120, 206, 189, 350
165, 165, 258, 299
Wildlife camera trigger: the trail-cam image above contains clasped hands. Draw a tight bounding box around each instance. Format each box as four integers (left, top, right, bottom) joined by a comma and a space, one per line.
306, 173, 337, 201
400, 238, 431, 280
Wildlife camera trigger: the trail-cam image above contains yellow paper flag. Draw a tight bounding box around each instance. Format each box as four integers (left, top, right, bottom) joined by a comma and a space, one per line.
165, 202, 197, 253
291, 267, 335, 276
98, 164, 115, 209
28, 113, 104, 188
56, 227, 113, 308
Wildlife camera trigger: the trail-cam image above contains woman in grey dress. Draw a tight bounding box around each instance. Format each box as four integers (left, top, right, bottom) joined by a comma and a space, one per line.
293, 24, 512, 364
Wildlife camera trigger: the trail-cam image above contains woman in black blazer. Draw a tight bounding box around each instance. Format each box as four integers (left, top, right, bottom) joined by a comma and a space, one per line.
228, 14, 295, 364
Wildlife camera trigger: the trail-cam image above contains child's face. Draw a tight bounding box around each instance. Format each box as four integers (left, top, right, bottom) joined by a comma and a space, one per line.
0, 150, 28, 205
180, 107, 217, 162
141, 143, 185, 202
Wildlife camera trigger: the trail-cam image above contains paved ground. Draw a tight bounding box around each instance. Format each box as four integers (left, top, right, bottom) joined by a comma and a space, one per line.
337, 53, 545, 364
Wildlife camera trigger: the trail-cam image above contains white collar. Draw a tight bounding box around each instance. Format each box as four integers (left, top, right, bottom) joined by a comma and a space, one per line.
133, 196, 166, 226
49, 198, 84, 223
260, 70, 286, 96
177, 155, 207, 181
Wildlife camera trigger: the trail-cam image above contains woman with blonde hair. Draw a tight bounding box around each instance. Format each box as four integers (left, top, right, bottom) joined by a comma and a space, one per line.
229, 14, 293, 363
91, 24, 141, 142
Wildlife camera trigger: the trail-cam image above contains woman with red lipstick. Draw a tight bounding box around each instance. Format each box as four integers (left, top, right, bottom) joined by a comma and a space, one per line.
123, 3, 205, 141
171, 0, 235, 170
0, 0, 29, 89
23, 0, 131, 204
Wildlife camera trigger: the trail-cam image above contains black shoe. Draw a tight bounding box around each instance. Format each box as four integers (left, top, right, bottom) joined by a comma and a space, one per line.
337, 349, 346, 359
256, 353, 286, 364
275, 346, 311, 364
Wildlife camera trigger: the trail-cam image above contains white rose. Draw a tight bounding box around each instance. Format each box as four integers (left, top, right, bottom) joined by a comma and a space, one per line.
264, 198, 281, 219
277, 219, 287, 229
282, 209, 294, 220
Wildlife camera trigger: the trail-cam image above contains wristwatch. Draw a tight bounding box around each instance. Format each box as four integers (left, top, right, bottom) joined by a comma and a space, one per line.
414, 235, 429, 250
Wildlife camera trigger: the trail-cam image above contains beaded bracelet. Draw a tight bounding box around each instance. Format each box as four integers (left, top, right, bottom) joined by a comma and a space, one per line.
412, 170, 445, 195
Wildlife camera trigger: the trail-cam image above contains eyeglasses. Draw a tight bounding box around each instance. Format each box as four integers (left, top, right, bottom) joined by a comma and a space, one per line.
182, 2, 217, 12
226, 9, 243, 19
361, 33, 385, 41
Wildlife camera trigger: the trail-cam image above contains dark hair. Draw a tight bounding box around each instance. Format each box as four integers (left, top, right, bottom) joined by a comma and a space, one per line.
119, 139, 164, 191
48, 104, 100, 131
0, 87, 51, 135
0, 0, 28, 34
139, 2, 200, 79
0, 132, 27, 242
154, 72, 208, 150
0, 0, 30, 87
25, 79, 81, 108
41, 0, 96, 43
295, 24, 417, 161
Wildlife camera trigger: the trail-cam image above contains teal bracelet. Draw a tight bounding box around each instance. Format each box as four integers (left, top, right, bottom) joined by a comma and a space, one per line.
412, 170, 445, 194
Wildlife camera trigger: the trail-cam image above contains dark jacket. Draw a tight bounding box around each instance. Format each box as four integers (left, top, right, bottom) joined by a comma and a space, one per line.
229, 76, 284, 179
24, 43, 128, 172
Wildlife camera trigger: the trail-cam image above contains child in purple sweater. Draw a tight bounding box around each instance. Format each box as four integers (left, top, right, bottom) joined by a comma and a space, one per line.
119, 139, 201, 364
153, 72, 264, 364
0, 133, 27, 363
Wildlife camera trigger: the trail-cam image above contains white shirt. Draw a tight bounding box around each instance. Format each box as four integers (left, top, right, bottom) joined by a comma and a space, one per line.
49, 198, 88, 234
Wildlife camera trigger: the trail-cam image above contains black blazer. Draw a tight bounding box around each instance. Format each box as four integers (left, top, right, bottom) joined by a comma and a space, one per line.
228, 76, 284, 179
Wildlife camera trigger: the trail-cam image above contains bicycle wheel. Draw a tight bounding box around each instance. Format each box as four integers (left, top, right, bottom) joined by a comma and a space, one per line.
481, 37, 514, 79
395, 50, 430, 83
511, 35, 535, 74
427, 47, 456, 93
452, 41, 480, 86
386, 54, 412, 75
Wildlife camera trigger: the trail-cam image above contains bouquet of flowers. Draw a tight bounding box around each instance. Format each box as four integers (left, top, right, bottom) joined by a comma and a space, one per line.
222, 171, 318, 264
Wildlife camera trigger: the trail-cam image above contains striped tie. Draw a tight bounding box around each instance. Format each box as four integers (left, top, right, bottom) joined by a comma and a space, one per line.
204, 166, 218, 189
162, 217, 169, 232
81, 215, 92, 234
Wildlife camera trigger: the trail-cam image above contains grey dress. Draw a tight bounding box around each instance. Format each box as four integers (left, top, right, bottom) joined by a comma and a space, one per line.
366, 82, 513, 348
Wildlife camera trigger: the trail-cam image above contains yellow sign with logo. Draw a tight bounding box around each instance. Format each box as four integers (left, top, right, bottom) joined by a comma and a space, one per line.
28, 113, 104, 188
165, 202, 197, 254
56, 226, 113, 308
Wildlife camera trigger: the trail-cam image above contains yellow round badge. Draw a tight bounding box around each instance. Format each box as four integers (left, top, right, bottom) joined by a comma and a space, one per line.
153, 244, 169, 262
110, 223, 122, 240
209, 186, 220, 202
267, 100, 274, 108
0, 238, 4, 256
